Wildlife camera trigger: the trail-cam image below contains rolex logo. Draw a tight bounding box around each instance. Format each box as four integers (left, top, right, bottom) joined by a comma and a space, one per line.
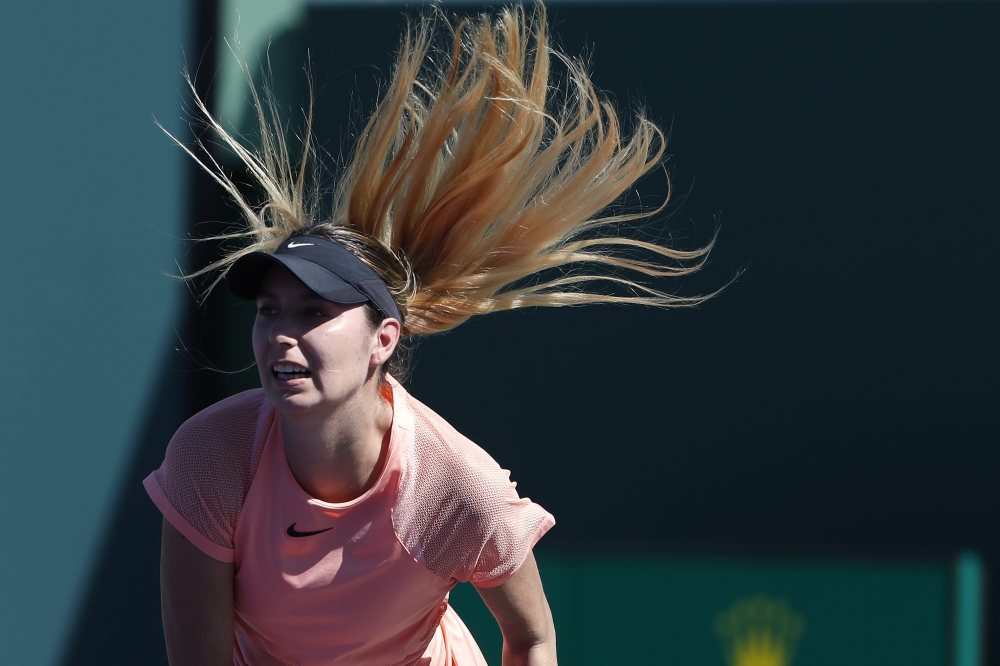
715, 595, 806, 666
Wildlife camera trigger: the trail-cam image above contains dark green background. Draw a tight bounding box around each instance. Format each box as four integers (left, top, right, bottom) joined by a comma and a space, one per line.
62, 2, 1000, 664
451, 552, 956, 665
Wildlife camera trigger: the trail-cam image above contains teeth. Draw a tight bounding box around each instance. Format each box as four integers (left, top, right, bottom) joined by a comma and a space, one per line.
274, 362, 308, 376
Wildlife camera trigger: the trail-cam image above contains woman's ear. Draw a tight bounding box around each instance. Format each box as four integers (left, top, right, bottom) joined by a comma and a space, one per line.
370, 318, 401, 368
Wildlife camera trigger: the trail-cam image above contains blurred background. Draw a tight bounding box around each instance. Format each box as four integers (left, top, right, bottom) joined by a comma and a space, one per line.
1, 0, 997, 664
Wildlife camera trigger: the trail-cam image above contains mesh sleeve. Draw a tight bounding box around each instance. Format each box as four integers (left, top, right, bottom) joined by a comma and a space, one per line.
394, 397, 555, 587
147, 389, 272, 558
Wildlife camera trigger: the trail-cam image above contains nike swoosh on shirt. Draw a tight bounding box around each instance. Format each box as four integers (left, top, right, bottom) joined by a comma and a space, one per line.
287, 523, 334, 538
286, 242, 314, 248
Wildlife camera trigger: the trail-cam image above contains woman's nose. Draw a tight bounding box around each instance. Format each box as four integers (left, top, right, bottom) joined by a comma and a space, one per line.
268, 316, 298, 346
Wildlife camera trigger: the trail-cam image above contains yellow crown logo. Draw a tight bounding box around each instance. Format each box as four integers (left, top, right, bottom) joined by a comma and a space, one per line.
714, 595, 806, 666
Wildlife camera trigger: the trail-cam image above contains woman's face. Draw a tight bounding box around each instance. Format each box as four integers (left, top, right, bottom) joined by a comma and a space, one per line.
252, 265, 380, 416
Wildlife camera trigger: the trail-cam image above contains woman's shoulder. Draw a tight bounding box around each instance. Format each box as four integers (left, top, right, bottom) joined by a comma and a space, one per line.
391, 388, 555, 585
165, 389, 273, 478
400, 391, 504, 481
171, 389, 271, 453
148, 388, 273, 556
166, 386, 271, 465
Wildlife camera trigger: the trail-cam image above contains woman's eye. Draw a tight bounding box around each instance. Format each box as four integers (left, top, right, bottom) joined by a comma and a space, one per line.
257, 305, 278, 316
305, 307, 329, 318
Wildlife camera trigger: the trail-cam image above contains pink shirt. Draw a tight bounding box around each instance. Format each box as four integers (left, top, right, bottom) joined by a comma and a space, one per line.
145, 377, 554, 665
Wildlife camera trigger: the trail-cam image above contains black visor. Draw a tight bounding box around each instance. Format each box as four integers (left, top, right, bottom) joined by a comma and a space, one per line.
226, 236, 402, 322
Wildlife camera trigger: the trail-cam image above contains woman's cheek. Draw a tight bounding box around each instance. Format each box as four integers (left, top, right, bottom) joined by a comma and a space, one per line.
251, 328, 267, 365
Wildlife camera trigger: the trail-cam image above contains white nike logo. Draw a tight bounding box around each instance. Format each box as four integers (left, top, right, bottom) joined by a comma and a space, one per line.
287, 242, 314, 248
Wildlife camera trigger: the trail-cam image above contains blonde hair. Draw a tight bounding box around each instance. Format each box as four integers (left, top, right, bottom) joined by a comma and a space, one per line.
177, 4, 714, 337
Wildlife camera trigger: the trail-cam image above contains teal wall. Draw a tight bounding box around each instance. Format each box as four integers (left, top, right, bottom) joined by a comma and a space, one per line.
0, 2, 188, 664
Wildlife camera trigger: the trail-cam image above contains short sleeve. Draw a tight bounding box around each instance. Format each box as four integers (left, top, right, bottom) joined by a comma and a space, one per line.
144, 389, 272, 562
393, 395, 555, 587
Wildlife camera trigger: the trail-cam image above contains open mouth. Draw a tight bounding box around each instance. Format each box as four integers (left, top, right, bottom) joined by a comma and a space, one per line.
273, 363, 311, 381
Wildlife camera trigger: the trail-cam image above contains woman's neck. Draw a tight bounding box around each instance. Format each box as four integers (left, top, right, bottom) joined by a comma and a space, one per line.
279, 379, 393, 503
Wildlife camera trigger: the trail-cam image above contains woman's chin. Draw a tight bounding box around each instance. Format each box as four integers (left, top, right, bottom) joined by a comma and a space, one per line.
265, 385, 318, 411
266, 386, 354, 419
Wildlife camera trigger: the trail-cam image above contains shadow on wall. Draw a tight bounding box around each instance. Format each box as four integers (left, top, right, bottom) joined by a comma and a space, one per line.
59, 353, 185, 665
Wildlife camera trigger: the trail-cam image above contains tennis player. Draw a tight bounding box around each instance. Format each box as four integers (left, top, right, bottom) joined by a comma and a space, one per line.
145, 6, 712, 665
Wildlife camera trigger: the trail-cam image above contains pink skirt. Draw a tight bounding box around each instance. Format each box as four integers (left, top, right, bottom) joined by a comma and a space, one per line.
418, 606, 490, 666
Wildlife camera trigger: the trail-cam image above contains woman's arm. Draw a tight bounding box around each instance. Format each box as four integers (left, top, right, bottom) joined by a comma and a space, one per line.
477, 551, 557, 666
160, 519, 235, 666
